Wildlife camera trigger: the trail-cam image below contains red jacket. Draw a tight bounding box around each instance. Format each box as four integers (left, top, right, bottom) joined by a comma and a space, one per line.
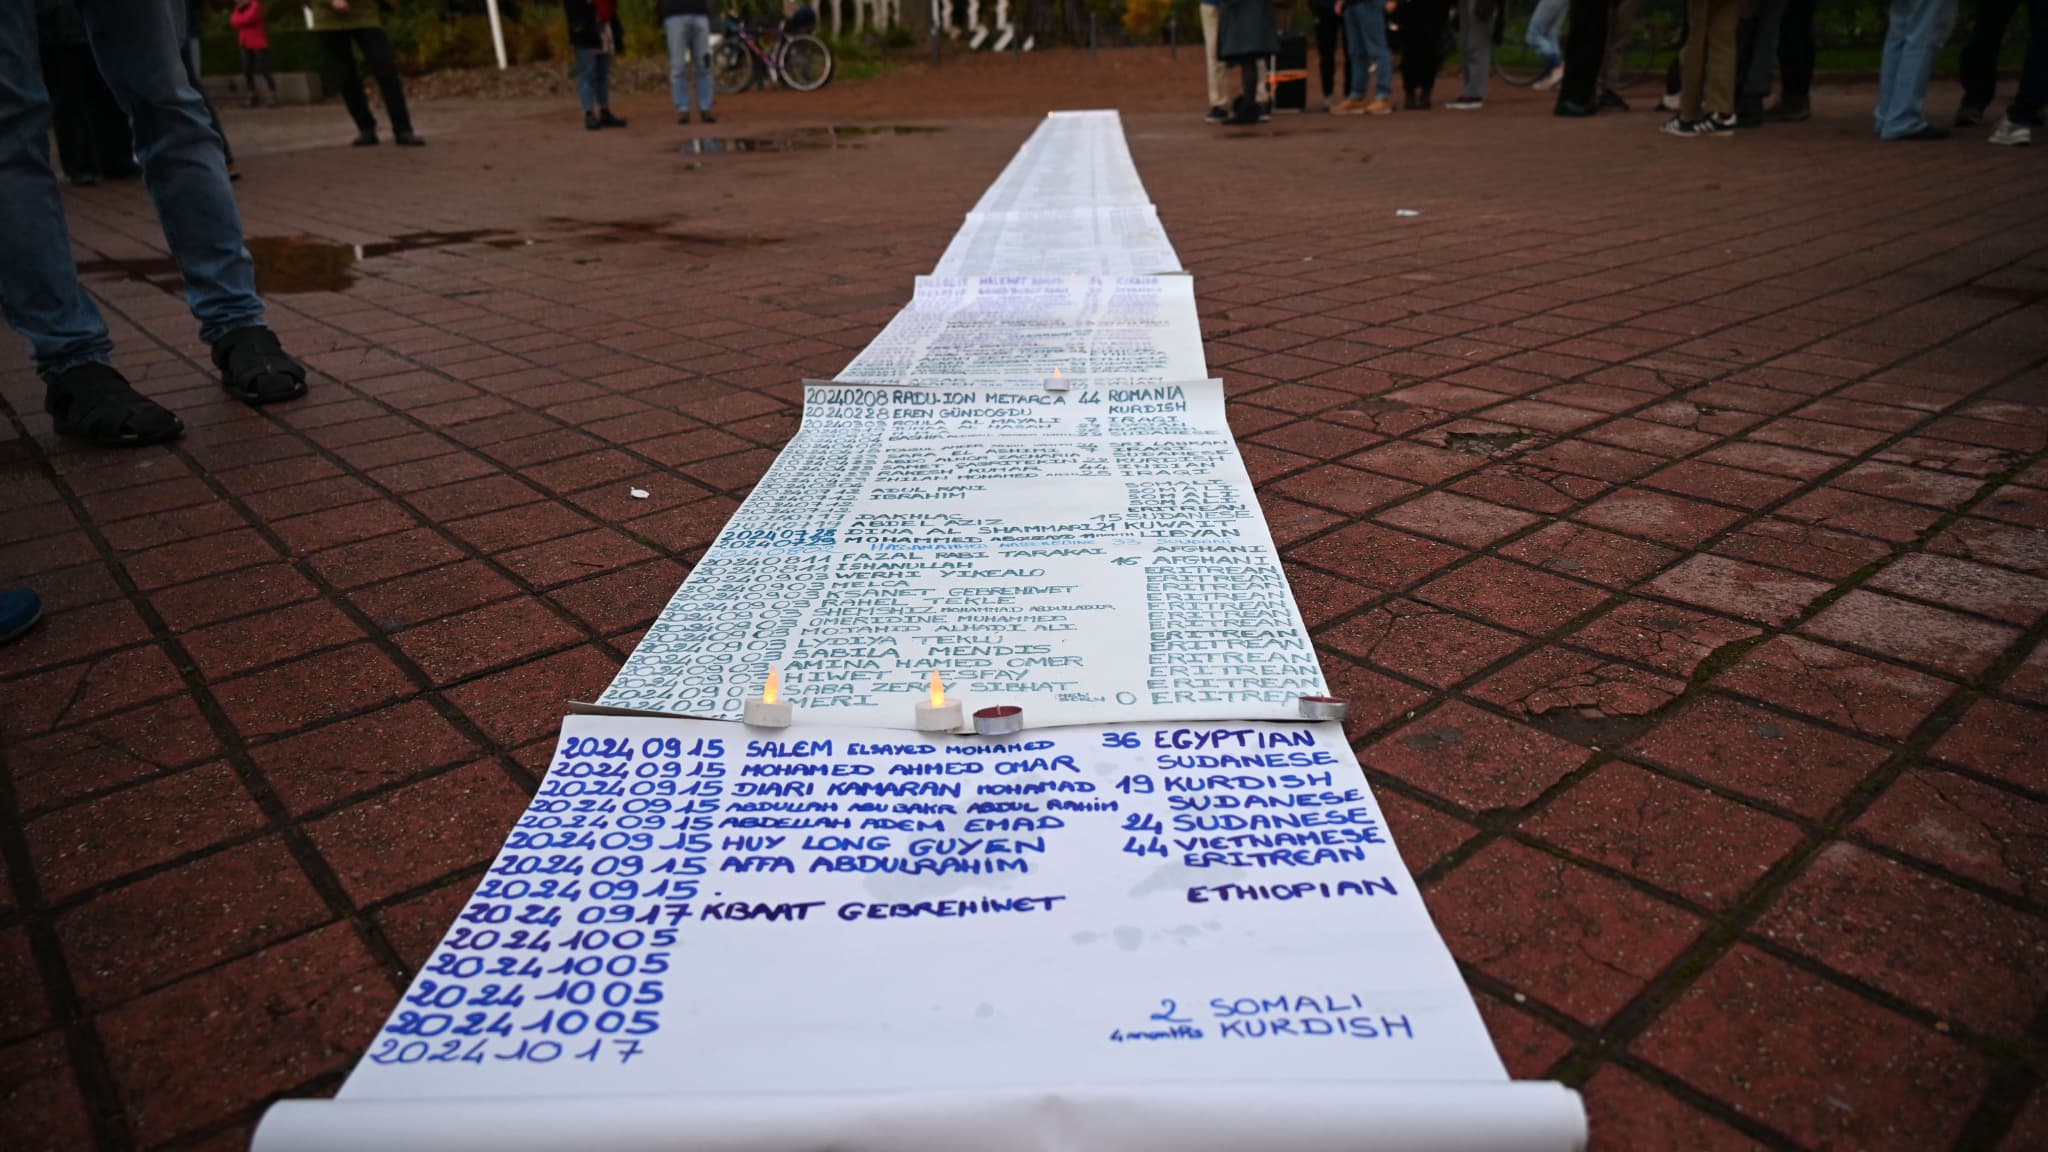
231, 1, 269, 50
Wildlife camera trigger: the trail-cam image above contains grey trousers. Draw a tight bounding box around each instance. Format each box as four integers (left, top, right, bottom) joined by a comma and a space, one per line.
1457, 0, 1496, 99
1736, 0, 1792, 106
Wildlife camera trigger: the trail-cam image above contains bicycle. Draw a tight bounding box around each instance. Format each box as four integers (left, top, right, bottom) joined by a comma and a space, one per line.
713, 9, 834, 94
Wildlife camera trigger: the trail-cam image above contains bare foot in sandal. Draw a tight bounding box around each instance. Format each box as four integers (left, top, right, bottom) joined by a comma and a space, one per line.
212, 326, 308, 405
44, 363, 185, 447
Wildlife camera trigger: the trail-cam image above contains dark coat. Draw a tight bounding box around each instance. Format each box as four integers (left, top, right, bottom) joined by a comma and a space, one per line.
563, 0, 625, 50
1215, 0, 1278, 62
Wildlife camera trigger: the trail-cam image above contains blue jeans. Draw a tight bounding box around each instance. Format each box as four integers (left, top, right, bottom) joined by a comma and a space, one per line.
665, 15, 715, 113
1343, 2, 1393, 99
0, 0, 262, 377
576, 48, 613, 111
1874, 0, 1959, 137
1527, 0, 1568, 68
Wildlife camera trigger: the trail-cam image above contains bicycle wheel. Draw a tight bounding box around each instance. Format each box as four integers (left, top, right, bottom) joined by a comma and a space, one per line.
713, 40, 757, 95
777, 34, 834, 92
1493, 0, 1560, 86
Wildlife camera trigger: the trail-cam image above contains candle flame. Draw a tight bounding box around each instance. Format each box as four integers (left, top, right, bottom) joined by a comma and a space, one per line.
929, 670, 946, 707
763, 667, 781, 705
1051, 367, 1063, 379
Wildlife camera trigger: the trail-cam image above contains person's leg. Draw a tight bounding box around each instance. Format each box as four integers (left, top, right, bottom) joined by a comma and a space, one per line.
242, 46, 258, 102
576, 47, 600, 113
1995, 0, 2044, 127
319, 29, 376, 134
1529, 0, 1568, 67
1703, 0, 1741, 116
259, 48, 277, 95
1958, 0, 2022, 116
1366, 4, 1396, 99
1679, 0, 1710, 118
1315, 6, 1340, 99
1733, 0, 1789, 120
1457, 0, 1492, 100
180, 33, 231, 164
1876, 0, 1959, 136
1601, 0, 1638, 93
357, 28, 416, 138
80, 0, 266, 346
1775, 0, 1815, 109
1, 15, 117, 373
666, 15, 689, 113
1344, 4, 1371, 98
1558, 0, 1609, 108
1403, 0, 1446, 96
688, 16, 714, 116
1201, 4, 1228, 110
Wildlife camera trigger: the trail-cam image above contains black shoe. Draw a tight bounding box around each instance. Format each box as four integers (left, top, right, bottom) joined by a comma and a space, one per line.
1765, 100, 1810, 122
598, 110, 626, 128
677, 110, 691, 124
1403, 91, 1421, 110
1894, 124, 1950, 140
1206, 105, 1229, 124
44, 362, 184, 446
393, 132, 426, 147
351, 130, 378, 146
586, 111, 601, 131
212, 326, 308, 406
1735, 109, 1764, 128
1554, 97, 1596, 118
700, 109, 716, 124
69, 171, 102, 187
1598, 88, 1629, 112
1954, 103, 1985, 127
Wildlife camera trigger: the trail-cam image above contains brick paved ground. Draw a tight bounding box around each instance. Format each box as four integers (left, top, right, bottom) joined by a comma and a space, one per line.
3, 47, 2045, 1152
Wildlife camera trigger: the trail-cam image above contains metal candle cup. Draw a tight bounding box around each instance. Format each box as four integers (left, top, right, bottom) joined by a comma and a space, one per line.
973, 705, 1024, 737
1297, 696, 1351, 722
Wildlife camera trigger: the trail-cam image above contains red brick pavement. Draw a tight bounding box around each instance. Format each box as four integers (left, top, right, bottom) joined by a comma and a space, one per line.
2, 49, 2045, 1151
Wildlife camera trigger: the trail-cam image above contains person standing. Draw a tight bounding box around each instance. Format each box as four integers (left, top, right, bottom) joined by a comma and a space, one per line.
1657, 0, 1739, 131
1201, 0, 1269, 121
1446, 0, 1493, 108
1400, 0, 1449, 108
232, 0, 277, 106
1334, 0, 1395, 113
1527, 0, 1569, 89
662, 0, 715, 123
1, 0, 310, 446
1599, 0, 1637, 108
1730, 0, 1790, 125
1874, 0, 1960, 139
1768, 0, 1815, 119
35, 0, 137, 185
1554, 0, 1611, 115
566, 0, 626, 130
311, 0, 424, 146
1955, 0, 2033, 126
1987, 0, 2043, 142
1216, 0, 1279, 122
1309, 0, 1347, 109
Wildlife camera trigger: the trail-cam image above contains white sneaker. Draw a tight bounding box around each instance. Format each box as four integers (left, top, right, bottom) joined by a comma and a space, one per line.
1445, 98, 1484, 111
1990, 117, 2033, 145
1657, 92, 1681, 112
1533, 66, 1564, 92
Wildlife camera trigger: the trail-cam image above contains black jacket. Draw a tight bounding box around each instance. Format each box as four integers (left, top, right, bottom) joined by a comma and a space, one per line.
563, 0, 625, 49
659, 0, 710, 18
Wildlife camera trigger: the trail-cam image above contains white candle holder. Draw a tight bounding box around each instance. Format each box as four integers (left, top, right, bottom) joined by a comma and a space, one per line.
743, 697, 792, 727
915, 699, 964, 731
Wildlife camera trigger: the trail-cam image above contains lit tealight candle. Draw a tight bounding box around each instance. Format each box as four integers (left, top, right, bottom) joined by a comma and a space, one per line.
1043, 366, 1069, 392
743, 667, 792, 728
915, 670, 963, 732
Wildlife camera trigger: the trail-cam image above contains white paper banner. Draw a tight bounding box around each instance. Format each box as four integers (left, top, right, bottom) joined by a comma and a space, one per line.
599, 379, 1325, 728
252, 716, 1585, 1152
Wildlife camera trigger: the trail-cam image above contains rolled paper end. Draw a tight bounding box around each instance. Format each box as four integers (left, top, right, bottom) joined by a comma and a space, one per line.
914, 700, 964, 732
973, 705, 1025, 737
1297, 695, 1351, 722
743, 697, 794, 728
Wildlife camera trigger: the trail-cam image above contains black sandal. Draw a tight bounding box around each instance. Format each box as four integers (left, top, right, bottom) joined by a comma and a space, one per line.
45, 363, 185, 446
212, 325, 308, 405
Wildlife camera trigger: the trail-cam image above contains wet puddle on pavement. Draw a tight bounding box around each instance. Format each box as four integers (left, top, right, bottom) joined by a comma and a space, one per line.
77, 230, 514, 295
